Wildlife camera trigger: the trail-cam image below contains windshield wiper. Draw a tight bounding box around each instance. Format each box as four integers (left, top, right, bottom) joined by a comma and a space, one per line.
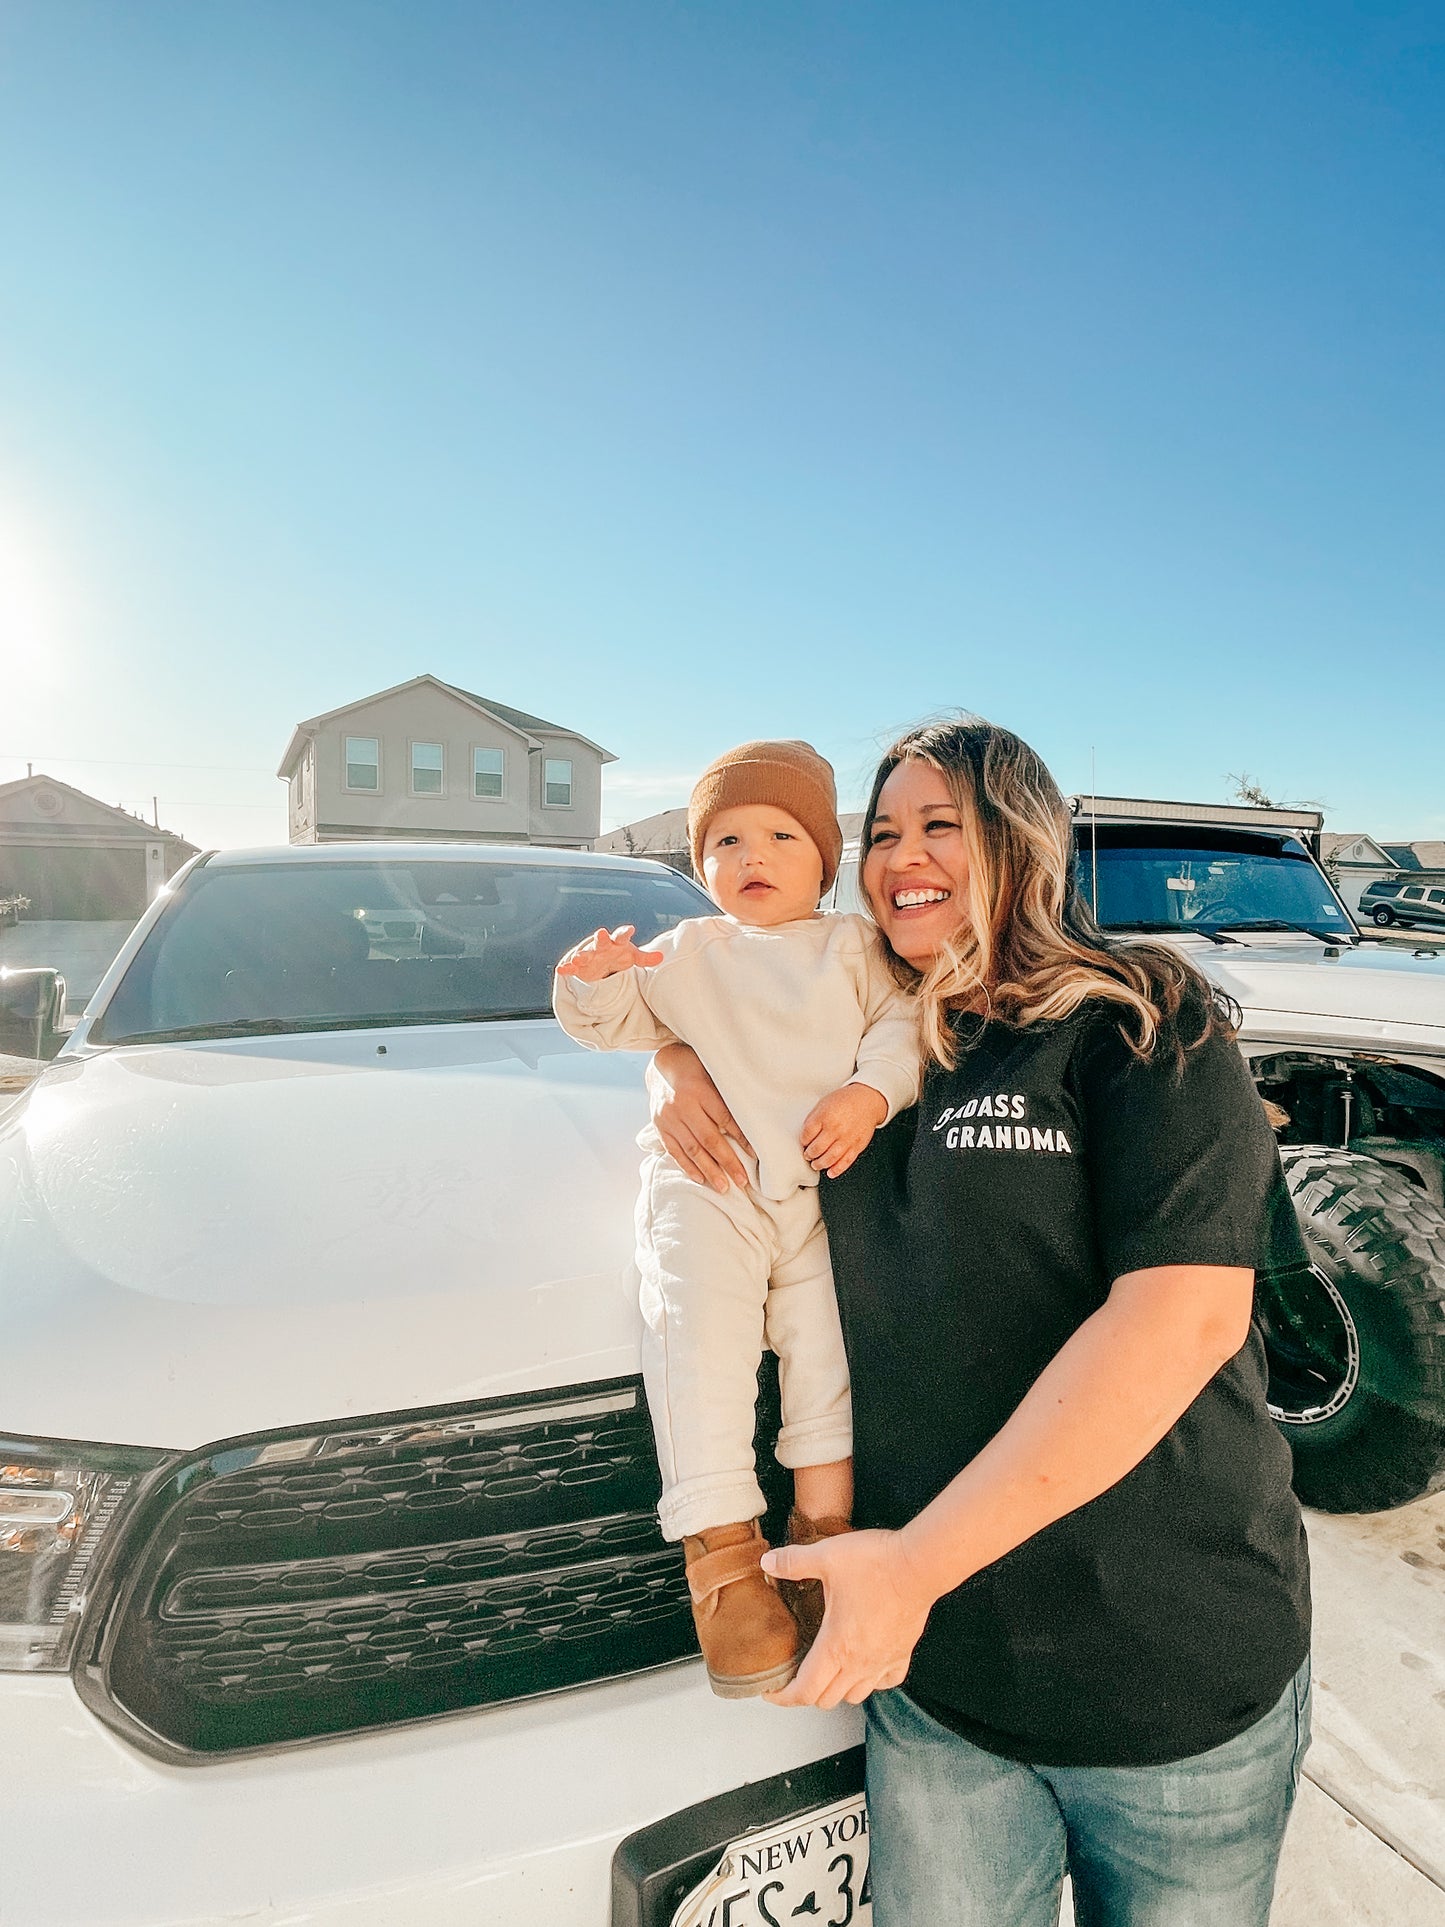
447, 1007, 553, 1024
102, 1008, 552, 1046
104, 1017, 338, 1045
1099, 920, 1240, 947
1210, 919, 1355, 945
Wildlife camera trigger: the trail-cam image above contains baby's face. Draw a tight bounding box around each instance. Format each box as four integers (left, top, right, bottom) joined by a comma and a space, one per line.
701, 804, 826, 925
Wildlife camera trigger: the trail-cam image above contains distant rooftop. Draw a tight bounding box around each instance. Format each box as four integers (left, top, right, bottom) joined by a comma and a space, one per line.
437, 681, 568, 738
278, 673, 615, 778
1383, 842, 1445, 873
0, 773, 196, 847
598, 806, 869, 860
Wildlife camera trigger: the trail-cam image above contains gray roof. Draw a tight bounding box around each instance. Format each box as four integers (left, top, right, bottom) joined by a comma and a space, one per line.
1390, 843, 1445, 875
1383, 844, 1423, 870
437, 682, 567, 737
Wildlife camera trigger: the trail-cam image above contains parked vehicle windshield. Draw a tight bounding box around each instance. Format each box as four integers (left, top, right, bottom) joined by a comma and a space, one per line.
1079, 830, 1354, 938
94, 859, 709, 1043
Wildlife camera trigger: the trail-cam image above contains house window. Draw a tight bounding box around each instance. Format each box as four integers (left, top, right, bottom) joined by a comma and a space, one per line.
544, 758, 573, 808
473, 747, 505, 800
345, 738, 380, 791
411, 743, 444, 796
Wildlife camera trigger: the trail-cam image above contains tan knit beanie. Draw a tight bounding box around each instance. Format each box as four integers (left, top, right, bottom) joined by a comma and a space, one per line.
687, 739, 843, 896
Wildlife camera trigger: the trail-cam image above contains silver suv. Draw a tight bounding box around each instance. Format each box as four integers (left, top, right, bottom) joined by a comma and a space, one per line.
1360, 876, 1445, 930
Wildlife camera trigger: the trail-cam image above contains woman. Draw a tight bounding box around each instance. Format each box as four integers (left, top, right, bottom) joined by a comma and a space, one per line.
650, 716, 1311, 1926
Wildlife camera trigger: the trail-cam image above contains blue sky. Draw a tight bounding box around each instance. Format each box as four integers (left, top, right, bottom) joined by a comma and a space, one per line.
1, 0, 1441, 848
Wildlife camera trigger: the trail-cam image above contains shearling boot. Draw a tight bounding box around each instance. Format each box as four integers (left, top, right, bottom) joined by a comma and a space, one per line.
683, 1520, 801, 1698
779, 1507, 853, 1651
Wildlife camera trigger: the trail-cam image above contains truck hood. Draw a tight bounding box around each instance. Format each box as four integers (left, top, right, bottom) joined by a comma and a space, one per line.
1176, 936, 1445, 1035
0, 1022, 650, 1449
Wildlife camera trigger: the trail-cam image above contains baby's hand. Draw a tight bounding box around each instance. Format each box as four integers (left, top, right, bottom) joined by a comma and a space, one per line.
555, 924, 665, 984
801, 1083, 888, 1180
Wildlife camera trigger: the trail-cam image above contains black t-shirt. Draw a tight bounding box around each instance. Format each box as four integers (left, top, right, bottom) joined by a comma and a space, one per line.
820, 1003, 1311, 1769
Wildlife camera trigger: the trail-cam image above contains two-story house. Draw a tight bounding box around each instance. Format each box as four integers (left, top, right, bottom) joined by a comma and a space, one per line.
277, 676, 616, 849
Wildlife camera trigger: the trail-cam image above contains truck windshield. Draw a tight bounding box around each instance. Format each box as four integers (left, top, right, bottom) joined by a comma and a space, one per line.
94, 859, 710, 1044
1078, 833, 1354, 939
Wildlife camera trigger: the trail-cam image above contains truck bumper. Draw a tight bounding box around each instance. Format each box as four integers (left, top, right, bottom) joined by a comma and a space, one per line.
0, 1662, 861, 1926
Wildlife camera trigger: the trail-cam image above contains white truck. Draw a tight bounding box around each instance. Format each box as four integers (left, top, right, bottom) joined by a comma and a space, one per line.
1071, 795, 1445, 1516
0, 845, 867, 1927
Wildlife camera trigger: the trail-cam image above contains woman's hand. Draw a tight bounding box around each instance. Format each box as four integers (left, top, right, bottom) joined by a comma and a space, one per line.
647, 1043, 753, 1192
761, 1529, 937, 1709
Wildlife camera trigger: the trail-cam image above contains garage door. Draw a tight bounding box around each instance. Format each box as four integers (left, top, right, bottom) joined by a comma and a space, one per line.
0, 845, 149, 920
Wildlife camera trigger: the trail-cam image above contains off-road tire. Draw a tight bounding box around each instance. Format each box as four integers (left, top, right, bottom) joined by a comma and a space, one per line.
1258, 1147, 1445, 1512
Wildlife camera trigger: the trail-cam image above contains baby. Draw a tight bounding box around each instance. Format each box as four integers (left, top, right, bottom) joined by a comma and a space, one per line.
552, 740, 917, 1697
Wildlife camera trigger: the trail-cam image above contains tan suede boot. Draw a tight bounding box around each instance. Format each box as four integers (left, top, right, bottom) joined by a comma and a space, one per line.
779, 1507, 853, 1652
683, 1520, 801, 1699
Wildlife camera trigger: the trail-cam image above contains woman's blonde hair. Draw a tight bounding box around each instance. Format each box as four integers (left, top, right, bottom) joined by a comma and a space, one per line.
859, 715, 1236, 1070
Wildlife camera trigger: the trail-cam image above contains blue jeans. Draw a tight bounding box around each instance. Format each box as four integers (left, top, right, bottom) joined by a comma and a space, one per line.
865, 1657, 1311, 1927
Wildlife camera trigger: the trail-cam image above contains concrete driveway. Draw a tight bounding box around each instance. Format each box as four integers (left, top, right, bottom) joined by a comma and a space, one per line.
1050, 1494, 1445, 1923
0, 1051, 43, 1115
0, 917, 136, 1012
1273, 1492, 1445, 1922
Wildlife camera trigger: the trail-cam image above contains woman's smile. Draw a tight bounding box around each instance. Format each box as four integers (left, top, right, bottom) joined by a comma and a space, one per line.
864, 759, 969, 965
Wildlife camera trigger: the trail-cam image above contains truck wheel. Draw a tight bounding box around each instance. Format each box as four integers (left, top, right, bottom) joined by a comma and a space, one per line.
1372, 906, 1394, 926
1257, 1148, 1445, 1512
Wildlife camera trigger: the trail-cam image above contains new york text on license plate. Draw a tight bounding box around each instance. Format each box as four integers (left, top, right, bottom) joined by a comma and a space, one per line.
671, 1792, 870, 1927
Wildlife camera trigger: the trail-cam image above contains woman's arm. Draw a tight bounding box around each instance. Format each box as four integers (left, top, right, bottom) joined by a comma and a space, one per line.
764, 1261, 1254, 1709
646, 1042, 754, 1193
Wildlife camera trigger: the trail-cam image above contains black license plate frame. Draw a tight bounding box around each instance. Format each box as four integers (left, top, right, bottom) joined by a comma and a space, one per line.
611, 1745, 866, 1927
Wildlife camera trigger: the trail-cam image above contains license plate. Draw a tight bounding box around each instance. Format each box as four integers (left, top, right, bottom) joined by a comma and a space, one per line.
670, 1791, 871, 1927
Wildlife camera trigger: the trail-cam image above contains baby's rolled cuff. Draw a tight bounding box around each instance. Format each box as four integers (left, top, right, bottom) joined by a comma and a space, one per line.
557, 968, 638, 1010
773, 1412, 854, 1471
846, 1062, 919, 1123
658, 1469, 770, 1544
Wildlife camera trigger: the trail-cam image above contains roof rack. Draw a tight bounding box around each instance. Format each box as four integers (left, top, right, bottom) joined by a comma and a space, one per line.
1069, 794, 1323, 835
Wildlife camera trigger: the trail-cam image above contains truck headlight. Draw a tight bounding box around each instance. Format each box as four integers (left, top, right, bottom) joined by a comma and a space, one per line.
0, 1438, 169, 1672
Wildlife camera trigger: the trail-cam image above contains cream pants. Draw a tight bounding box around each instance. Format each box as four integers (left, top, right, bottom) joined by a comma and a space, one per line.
636, 1147, 854, 1541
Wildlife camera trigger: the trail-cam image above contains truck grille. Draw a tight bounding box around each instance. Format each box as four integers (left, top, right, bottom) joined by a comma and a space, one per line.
80, 1371, 786, 1761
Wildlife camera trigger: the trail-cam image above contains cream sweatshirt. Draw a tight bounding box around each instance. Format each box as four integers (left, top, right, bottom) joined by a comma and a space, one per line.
552, 912, 919, 1201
